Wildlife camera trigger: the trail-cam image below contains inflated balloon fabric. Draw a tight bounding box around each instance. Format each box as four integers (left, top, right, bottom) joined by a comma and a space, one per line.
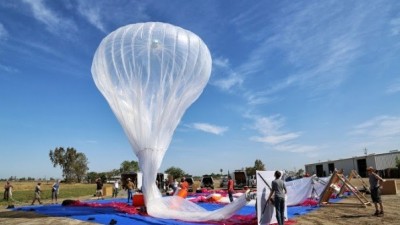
92, 22, 247, 221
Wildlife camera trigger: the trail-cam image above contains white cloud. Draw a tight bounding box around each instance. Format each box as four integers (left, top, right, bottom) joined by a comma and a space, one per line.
251, 133, 300, 145
213, 57, 229, 68
211, 56, 243, 91
248, 114, 319, 154
348, 116, 400, 153
190, 123, 228, 135
386, 80, 400, 94
211, 54, 274, 105
77, 2, 106, 33
75, 1, 150, 33
274, 144, 319, 153
212, 73, 243, 91
249, 114, 300, 144
0, 23, 9, 41
263, 9, 363, 95
22, 0, 77, 35
249, 114, 286, 136
390, 17, 400, 36
227, 2, 387, 103
0, 64, 18, 74
350, 115, 400, 138
243, 91, 277, 105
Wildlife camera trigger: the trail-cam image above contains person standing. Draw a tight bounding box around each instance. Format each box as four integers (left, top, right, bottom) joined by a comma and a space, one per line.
180, 177, 189, 191
367, 166, 386, 216
3, 182, 6, 200
267, 171, 287, 225
51, 180, 61, 204
227, 176, 234, 202
31, 182, 42, 205
126, 178, 134, 203
112, 179, 120, 198
172, 179, 178, 194
95, 178, 104, 200
4, 181, 13, 201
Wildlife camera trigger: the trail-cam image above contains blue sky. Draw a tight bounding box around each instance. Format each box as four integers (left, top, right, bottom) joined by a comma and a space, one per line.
1, 0, 400, 179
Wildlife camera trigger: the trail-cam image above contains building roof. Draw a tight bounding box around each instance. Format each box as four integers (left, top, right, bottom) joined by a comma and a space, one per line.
305, 149, 399, 166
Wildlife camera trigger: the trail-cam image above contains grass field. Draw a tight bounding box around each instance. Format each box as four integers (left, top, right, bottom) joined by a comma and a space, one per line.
0, 179, 216, 206
0, 181, 114, 206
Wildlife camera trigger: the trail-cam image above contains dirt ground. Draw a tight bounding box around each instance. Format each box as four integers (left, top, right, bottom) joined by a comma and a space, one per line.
294, 178, 400, 225
1, 180, 399, 225
293, 194, 400, 225
0, 210, 95, 225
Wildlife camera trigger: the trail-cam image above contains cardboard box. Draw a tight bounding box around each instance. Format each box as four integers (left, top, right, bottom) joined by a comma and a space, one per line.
381, 179, 397, 195
102, 186, 113, 196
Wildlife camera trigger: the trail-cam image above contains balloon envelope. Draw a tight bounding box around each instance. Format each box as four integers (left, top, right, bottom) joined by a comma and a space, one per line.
92, 22, 211, 158
92, 21, 211, 204
92, 22, 247, 221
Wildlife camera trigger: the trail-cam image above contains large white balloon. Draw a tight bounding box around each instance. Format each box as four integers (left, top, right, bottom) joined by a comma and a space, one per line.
92, 22, 248, 221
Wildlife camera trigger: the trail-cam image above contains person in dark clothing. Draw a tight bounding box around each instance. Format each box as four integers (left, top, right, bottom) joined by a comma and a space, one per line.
4, 181, 13, 201
367, 166, 386, 217
95, 178, 104, 200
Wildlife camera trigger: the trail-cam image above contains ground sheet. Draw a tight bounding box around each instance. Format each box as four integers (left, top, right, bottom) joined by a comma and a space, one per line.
14, 198, 332, 225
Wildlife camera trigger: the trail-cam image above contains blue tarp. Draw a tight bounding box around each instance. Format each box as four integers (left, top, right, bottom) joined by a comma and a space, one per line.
14, 198, 331, 225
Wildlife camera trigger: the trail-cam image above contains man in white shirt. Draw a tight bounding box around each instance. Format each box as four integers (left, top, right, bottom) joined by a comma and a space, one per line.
112, 179, 120, 198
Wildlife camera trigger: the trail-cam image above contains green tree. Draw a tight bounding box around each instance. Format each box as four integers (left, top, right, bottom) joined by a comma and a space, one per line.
71, 153, 89, 183
245, 159, 266, 176
86, 171, 98, 183
254, 159, 266, 171
106, 169, 120, 179
165, 166, 185, 179
245, 167, 255, 176
296, 168, 305, 177
120, 160, 140, 173
49, 147, 89, 183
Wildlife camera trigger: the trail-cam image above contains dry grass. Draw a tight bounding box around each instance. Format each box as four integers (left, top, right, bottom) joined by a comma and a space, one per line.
1, 181, 113, 206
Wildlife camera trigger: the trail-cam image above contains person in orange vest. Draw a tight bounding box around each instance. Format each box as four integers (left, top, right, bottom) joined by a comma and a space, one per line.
180, 177, 189, 191
175, 177, 189, 198
227, 176, 234, 202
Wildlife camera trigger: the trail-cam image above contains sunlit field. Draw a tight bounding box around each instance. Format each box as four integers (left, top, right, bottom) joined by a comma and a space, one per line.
0, 181, 114, 206
0, 180, 216, 206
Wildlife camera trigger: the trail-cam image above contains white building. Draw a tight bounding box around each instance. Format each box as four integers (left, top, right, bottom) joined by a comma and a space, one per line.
305, 150, 400, 178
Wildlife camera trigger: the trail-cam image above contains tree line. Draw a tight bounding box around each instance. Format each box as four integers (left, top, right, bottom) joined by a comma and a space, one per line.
48, 147, 268, 183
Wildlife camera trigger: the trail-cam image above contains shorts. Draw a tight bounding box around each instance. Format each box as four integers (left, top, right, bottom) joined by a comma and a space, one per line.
370, 187, 381, 203
96, 190, 103, 196
52, 190, 58, 198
